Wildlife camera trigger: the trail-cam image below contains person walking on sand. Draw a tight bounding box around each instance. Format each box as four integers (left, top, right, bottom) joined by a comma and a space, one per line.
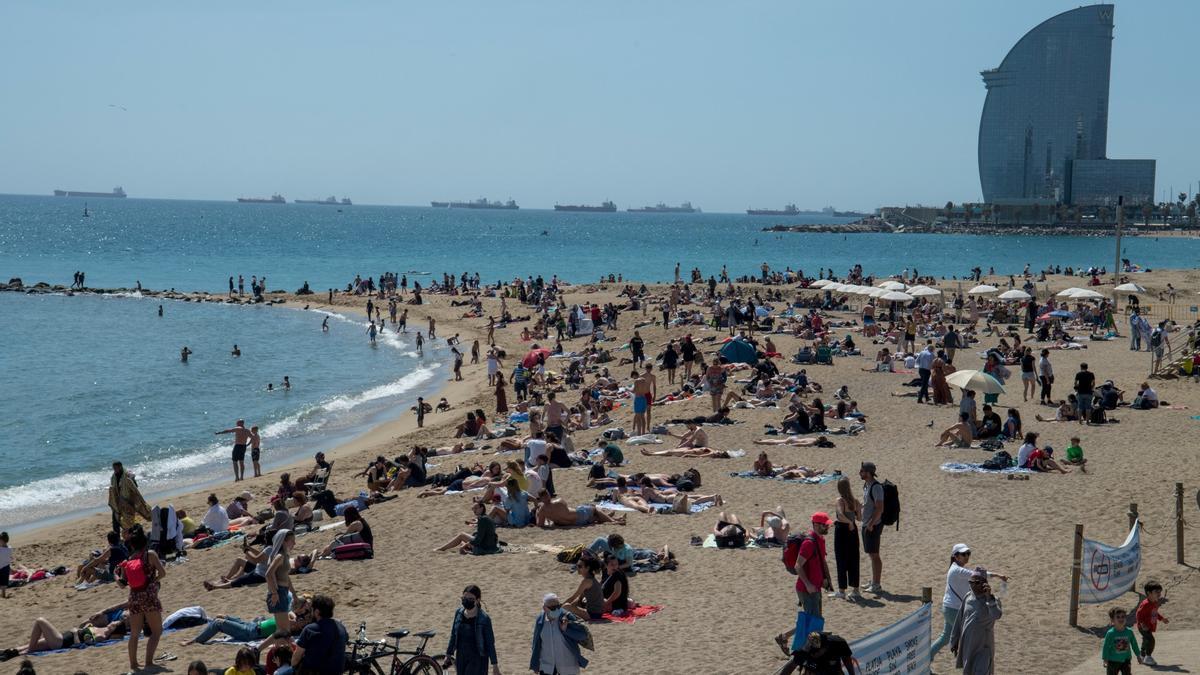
932, 545, 1008, 658
416, 396, 426, 428
443, 584, 502, 675
775, 512, 834, 652
428, 315, 437, 339
950, 567, 1002, 675
108, 461, 151, 534
494, 372, 509, 414
117, 525, 166, 673
530, 593, 590, 675
216, 420, 253, 481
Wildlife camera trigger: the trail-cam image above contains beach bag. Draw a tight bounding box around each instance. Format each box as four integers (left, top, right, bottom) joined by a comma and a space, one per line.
682, 468, 702, 488
880, 480, 901, 530
789, 612, 826, 653
332, 543, 374, 560
556, 544, 587, 565
602, 427, 627, 441
981, 450, 1012, 471
121, 552, 152, 591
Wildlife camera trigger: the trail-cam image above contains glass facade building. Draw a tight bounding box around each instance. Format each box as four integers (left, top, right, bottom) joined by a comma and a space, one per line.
1070, 159, 1156, 206
979, 5, 1154, 205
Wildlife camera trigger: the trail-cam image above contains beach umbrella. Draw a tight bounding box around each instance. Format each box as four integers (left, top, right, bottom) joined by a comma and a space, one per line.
827, 283, 849, 292
880, 291, 914, 302
809, 279, 832, 288
877, 280, 907, 291
945, 369, 1006, 395
998, 289, 1032, 301
868, 287, 888, 298
1113, 283, 1146, 294
1068, 288, 1105, 300
521, 347, 551, 368
1038, 310, 1074, 321
849, 285, 872, 295
1056, 287, 1085, 297
908, 285, 941, 297
967, 284, 998, 295
718, 339, 757, 364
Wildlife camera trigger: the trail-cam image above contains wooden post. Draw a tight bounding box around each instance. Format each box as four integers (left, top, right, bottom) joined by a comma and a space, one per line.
1069, 524, 1084, 627
1128, 503, 1139, 532
1177, 483, 1186, 565
922, 587, 932, 605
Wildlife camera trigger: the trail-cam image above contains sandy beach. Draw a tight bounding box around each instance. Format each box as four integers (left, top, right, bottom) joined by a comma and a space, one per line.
4, 270, 1200, 675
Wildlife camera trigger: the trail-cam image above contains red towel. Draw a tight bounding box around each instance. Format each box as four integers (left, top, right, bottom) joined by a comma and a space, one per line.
598, 604, 663, 624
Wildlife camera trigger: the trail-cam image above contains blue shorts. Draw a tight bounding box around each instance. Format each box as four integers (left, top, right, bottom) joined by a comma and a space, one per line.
267, 586, 292, 613
633, 395, 648, 414
575, 505, 595, 525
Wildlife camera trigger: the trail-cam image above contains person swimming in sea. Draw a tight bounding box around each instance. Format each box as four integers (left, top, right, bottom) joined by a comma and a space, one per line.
180, 346, 192, 362
231, 344, 241, 357
321, 317, 329, 332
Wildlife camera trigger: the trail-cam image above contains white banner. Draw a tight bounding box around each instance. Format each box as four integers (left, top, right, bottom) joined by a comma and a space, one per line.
1080, 520, 1141, 604
849, 603, 932, 675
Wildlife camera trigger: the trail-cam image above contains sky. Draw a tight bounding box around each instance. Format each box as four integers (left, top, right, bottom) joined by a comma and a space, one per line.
1, 1, 1196, 212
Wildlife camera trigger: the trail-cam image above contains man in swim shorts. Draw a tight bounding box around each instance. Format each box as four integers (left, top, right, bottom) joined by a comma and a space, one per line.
249, 425, 262, 478
216, 419, 253, 482
631, 371, 652, 436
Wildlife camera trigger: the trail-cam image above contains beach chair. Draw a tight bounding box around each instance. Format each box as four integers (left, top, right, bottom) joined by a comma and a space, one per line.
306, 461, 334, 495
793, 348, 813, 364
815, 346, 833, 365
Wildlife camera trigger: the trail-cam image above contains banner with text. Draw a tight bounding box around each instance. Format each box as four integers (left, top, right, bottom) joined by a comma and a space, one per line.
850, 603, 931, 675
1080, 520, 1141, 604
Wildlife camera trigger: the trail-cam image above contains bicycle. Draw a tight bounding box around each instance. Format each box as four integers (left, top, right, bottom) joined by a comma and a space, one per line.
344, 623, 444, 675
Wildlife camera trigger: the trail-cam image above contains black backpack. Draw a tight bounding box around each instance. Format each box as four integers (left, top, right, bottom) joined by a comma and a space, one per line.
879, 480, 901, 530
981, 450, 1012, 471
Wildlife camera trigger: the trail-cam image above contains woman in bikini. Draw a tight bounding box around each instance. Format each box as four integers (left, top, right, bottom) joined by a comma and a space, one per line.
639, 447, 730, 459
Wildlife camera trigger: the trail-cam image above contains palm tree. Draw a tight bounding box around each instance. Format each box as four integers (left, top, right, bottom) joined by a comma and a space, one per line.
944, 201, 954, 220
1188, 202, 1197, 227
1142, 203, 1152, 226
962, 203, 971, 225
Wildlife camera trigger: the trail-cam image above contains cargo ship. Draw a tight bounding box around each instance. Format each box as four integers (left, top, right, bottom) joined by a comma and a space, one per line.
628, 201, 698, 213
54, 187, 126, 198
554, 200, 616, 213
436, 198, 518, 210
295, 196, 351, 205
747, 204, 800, 216
237, 194, 286, 204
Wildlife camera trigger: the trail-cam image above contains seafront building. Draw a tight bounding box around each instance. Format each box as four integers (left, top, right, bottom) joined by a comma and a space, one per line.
978, 4, 1154, 207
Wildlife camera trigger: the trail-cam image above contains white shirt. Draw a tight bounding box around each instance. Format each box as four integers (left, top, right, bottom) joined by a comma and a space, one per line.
202, 504, 230, 532
524, 469, 544, 496
1142, 387, 1159, 404
0, 545, 11, 568
943, 562, 975, 608
525, 439, 548, 465
1038, 356, 1053, 378
1017, 443, 1035, 467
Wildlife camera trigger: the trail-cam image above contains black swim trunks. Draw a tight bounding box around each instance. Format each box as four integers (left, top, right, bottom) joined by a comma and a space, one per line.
232, 444, 247, 462
251, 447, 261, 462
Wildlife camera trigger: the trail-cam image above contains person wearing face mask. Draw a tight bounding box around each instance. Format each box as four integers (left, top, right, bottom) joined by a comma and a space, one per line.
529, 593, 591, 675
443, 585, 500, 675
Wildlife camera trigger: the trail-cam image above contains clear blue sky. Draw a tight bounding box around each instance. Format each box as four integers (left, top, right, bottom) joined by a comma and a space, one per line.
1, 1, 1195, 211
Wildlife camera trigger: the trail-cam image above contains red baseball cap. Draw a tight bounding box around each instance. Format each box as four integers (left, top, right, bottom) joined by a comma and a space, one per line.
811, 511, 833, 526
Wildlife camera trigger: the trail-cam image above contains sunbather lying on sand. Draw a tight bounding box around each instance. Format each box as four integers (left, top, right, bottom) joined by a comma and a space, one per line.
640, 447, 731, 458
534, 490, 626, 527
753, 435, 831, 447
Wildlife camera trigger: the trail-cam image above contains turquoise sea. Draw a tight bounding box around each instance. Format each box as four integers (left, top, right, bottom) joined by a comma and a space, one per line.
1, 193, 1197, 528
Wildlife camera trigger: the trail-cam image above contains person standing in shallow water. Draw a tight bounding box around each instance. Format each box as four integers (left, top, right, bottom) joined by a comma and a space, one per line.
215, 419, 253, 481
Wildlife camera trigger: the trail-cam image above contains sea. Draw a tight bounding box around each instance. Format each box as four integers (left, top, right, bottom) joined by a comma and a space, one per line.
2, 193, 1198, 529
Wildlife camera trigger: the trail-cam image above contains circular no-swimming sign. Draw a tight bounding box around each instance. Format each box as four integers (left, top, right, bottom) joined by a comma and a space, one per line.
1089, 549, 1112, 591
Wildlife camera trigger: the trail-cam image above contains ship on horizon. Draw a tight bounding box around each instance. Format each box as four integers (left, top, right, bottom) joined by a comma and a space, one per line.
295, 196, 351, 205
54, 187, 126, 198
628, 201, 698, 213
237, 194, 286, 204
554, 200, 616, 213
747, 204, 800, 216
431, 198, 518, 210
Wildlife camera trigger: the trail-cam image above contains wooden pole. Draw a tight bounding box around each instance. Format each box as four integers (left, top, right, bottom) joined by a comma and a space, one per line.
922, 587, 932, 605
1128, 503, 1139, 532
1177, 482, 1186, 565
1069, 524, 1084, 627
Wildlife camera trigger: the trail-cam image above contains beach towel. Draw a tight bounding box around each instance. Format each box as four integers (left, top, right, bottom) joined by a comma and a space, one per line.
725, 449, 747, 458
596, 500, 714, 514
626, 435, 663, 445
729, 471, 839, 485
597, 604, 664, 624
30, 629, 181, 657
939, 462, 1033, 475
699, 534, 762, 549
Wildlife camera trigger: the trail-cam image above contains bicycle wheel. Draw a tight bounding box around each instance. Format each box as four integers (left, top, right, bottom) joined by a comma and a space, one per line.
395, 654, 443, 675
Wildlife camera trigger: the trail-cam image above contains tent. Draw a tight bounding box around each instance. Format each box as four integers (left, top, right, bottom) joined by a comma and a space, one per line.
719, 339, 758, 364
521, 347, 551, 368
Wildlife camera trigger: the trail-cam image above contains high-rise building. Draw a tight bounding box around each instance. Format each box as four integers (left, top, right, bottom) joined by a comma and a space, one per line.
978, 4, 1154, 206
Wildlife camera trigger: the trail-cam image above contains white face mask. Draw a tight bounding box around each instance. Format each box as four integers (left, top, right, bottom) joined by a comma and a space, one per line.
545, 607, 563, 619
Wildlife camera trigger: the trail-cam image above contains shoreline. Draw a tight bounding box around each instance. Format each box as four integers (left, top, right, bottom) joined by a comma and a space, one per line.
5, 290, 475, 547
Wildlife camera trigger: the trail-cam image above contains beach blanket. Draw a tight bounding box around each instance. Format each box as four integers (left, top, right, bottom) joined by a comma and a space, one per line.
596, 500, 714, 514
596, 604, 664, 624
626, 435, 663, 445
939, 461, 1032, 475
30, 629, 182, 657
729, 471, 839, 485
699, 534, 762, 549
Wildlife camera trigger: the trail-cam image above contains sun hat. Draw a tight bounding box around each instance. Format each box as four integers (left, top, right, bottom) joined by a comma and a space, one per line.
952, 543, 971, 555
238, 491, 253, 501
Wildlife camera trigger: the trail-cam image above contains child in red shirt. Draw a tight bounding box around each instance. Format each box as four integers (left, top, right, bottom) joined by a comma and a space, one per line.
1135, 581, 1169, 666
